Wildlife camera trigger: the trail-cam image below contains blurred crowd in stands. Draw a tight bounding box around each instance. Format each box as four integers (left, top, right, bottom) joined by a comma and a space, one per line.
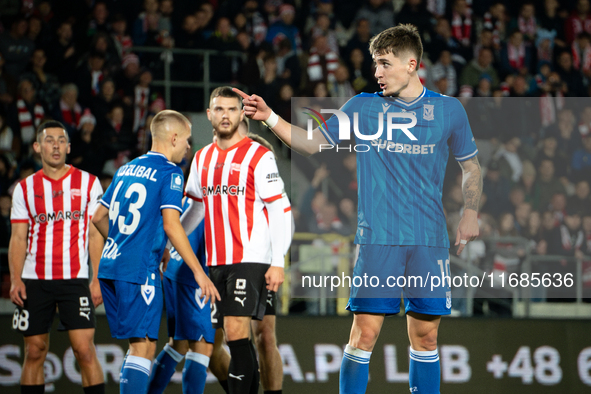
0, 0, 591, 303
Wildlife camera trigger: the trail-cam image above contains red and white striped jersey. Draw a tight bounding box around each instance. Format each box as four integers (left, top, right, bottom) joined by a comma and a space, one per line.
185, 137, 284, 266
10, 166, 103, 280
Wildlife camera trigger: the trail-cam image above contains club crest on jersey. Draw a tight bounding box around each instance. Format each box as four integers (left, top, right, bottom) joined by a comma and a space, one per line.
446, 291, 452, 309
423, 104, 434, 121
141, 277, 155, 305
230, 163, 241, 174
71, 189, 82, 199
171, 173, 183, 191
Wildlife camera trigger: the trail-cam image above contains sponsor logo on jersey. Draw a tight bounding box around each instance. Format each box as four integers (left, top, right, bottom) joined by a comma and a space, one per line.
229, 373, 244, 380
79, 297, 91, 321
266, 172, 280, 183
34, 210, 83, 224
382, 103, 390, 112
52, 190, 63, 198
202, 184, 245, 196
369, 139, 436, 155
102, 237, 122, 259
171, 173, 183, 191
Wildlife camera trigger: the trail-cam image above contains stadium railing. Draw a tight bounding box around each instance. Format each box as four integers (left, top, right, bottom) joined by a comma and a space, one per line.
131, 46, 247, 110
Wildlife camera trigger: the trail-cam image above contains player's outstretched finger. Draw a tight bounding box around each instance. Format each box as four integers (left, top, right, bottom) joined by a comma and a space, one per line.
232, 87, 249, 99
454, 228, 461, 246
456, 242, 465, 256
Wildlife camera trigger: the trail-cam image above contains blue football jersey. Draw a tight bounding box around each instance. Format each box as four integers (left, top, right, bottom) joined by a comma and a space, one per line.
164, 200, 207, 287
98, 151, 184, 286
319, 87, 478, 247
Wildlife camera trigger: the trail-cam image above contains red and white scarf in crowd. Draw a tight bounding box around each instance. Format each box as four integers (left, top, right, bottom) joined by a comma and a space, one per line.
508, 43, 525, 70
59, 99, 82, 129
540, 92, 565, 127
571, 41, 591, 73
518, 16, 536, 37
17, 98, 44, 145
133, 86, 149, 132
91, 70, 103, 96
560, 225, 584, 251
483, 12, 502, 46
451, 9, 472, 46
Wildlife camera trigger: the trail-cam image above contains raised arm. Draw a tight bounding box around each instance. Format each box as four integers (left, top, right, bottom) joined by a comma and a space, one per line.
455, 156, 483, 255
233, 88, 328, 156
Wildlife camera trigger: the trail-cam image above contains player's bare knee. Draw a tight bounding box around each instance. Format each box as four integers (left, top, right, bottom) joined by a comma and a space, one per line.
350, 325, 379, 350
256, 326, 277, 353
72, 343, 97, 367
24, 341, 48, 363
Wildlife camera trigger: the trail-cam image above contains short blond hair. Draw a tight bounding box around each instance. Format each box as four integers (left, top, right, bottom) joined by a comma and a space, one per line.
151, 110, 191, 139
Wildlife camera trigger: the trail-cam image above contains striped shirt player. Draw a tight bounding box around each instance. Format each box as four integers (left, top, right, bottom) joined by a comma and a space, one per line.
9, 121, 106, 394
185, 137, 284, 268
182, 136, 285, 328
11, 167, 102, 280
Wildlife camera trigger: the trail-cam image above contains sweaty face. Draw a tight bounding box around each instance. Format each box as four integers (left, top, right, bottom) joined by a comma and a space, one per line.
373, 51, 413, 97
207, 96, 244, 140
35, 127, 70, 168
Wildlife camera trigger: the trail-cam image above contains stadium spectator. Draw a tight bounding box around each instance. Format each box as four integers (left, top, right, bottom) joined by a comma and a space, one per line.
275, 37, 301, 91
537, 72, 567, 128
427, 17, 464, 63
255, 54, 281, 108
535, 134, 570, 182
539, 0, 566, 45
307, 34, 339, 84
353, 0, 394, 37
206, 17, 242, 83
26, 15, 45, 48
133, 0, 161, 46
493, 136, 523, 183
572, 134, 591, 181
329, 64, 355, 97
508, 2, 538, 43
514, 202, 533, 235
565, 0, 591, 44
90, 78, 120, 124
429, 49, 458, 96
536, 160, 567, 212
552, 108, 582, 157
460, 47, 499, 89
568, 180, 591, 216
116, 53, 140, 106
571, 32, 591, 79
447, 0, 473, 50
87, 1, 111, 37
44, 21, 77, 83
242, 0, 268, 46
69, 109, 104, 177
21, 48, 60, 112
0, 192, 10, 274
536, 29, 557, 66
348, 47, 378, 94
52, 83, 83, 136
158, 0, 174, 34
75, 50, 108, 109
131, 69, 153, 133
396, 0, 434, 40
308, 12, 339, 55
499, 30, 534, 77
0, 111, 16, 157
0, 16, 35, 79
111, 13, 133, 61
8, 79, 45, 159
482, 160, 512, 217
266, 4, 301, 54
523, 210, 544, 253
555, 50, 587, 96
545, 207, 585, 257
275, 83, 293, 122
344, 18, 372, 67
100, 103, 135, 174
577, 105, 591, 138
0, 49, 17, 106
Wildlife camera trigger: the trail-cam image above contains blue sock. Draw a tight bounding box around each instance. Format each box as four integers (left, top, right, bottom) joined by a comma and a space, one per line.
148, 344, 184, 394
120, 349, 129, 381
182, 351, 210, 394
120, 355, 152, 394
339, 344, 371, 394
409, 347, 440, 394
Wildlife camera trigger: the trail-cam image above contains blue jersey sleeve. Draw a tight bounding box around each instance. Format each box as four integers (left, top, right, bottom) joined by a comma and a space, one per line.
447, 98, 478, 162
160, 168, 184, 213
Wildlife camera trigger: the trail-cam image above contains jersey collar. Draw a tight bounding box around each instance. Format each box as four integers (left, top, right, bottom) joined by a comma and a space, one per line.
214, 136, 251, 152
146, 151, 167, 159
378, 86, 426, 107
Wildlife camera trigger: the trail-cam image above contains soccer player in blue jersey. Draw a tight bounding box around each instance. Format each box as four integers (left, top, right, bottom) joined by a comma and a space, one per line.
92, 110, 219, 394
235, 24, 483, 394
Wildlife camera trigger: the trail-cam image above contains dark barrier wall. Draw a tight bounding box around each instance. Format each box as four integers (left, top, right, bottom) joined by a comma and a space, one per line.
1, 316, 591, 393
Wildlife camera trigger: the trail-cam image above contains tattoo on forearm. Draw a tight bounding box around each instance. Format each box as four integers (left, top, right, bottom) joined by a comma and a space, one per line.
460, 156, 483, 212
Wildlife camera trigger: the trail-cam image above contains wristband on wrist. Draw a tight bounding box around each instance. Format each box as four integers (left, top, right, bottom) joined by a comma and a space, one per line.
263, 111, 279, 129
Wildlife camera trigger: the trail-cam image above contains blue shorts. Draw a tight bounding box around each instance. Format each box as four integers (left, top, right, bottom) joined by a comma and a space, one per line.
163, 277, 215, 343
346, 244, 452, 316
100, 278, 163, 340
